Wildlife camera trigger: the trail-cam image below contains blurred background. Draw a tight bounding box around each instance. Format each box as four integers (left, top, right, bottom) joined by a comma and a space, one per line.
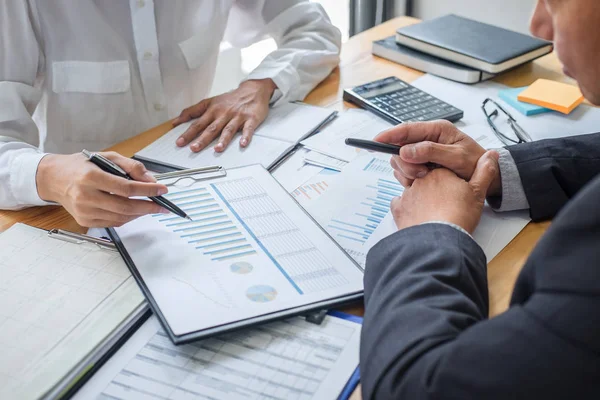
211, 0, 536, 96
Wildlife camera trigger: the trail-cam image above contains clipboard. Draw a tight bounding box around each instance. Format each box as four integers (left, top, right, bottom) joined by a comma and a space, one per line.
45, 228, 152, 400
328, 311, 363, 400
107, 164, 364, 345
0, 224, 150, 400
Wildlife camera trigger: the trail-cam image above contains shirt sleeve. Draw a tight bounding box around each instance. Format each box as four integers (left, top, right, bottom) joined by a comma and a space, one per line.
226, 0, 341, 105
486, 148, 530, 212
0, 0, 51, 210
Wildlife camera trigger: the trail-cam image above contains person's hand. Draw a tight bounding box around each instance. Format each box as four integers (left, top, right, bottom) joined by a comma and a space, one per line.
375, 120, 502, 197
391, 151, 500, 234
36, 152, 169, 228
172, 78, 277, 153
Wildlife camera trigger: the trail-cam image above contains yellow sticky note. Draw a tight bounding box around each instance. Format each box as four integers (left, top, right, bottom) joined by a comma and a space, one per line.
517, 79, 584, 114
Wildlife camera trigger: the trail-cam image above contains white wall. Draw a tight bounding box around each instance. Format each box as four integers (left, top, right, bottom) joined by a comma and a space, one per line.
411, 0, 537, 34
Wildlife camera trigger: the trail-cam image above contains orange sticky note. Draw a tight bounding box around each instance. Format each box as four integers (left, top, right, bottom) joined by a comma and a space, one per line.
517, 79, 584, 114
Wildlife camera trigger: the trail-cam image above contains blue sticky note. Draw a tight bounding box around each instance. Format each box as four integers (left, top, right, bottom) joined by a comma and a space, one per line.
498, 86, 553, 116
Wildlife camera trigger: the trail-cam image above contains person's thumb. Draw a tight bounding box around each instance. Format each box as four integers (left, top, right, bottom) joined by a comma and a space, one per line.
469, 150, 500, 201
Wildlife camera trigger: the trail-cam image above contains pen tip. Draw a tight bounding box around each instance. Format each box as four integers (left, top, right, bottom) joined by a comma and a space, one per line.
186, 216, 193, 221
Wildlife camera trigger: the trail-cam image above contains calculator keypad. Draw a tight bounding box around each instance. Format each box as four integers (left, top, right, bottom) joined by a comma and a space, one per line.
346, 77, 463, 124
370, 90, 461, 122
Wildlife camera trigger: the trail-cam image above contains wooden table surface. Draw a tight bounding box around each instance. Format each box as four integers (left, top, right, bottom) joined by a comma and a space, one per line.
1, 16, 565, 398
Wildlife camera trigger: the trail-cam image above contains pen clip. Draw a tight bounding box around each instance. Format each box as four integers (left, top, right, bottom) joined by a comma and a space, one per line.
82, 149, 129, 177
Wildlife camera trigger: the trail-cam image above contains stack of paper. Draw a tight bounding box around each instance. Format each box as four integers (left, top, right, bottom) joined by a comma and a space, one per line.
301, 109, 393, 163
134, 102, 335, 171
517, 79, 584, 114
498, 86, 552, 116
73, 314, 362, 400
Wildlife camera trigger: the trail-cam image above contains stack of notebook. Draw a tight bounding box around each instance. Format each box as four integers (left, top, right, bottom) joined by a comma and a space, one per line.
373, 14, 553, 84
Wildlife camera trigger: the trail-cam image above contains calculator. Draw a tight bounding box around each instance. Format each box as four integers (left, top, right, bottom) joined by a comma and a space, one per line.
343, 76, 463, 124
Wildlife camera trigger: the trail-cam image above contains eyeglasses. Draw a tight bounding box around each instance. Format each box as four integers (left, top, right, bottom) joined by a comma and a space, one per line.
482, 98, 532, 145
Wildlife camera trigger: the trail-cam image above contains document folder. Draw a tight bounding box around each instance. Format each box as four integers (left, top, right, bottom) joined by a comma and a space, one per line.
108, 165, 364, 344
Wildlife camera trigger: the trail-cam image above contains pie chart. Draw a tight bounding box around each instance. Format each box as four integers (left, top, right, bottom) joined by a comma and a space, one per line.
246, 285, 278, 303
230, 262, 253, 274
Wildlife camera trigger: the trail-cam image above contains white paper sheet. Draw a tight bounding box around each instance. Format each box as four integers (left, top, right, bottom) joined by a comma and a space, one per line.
114, 165, 363, 337
412, 74, 600, 142
308, 154, 402, 267
301, 109, 393, 162
135, 102, 335, 170
271, 148, 323, 192
73, 314, 361, 400
364, 207, 530, 262
0, 224, 144, 399
292, 169, 341, 209
303, 151, 348, 171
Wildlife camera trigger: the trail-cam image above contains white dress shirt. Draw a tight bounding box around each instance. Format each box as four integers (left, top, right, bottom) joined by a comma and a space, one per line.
0, 0, 341, 210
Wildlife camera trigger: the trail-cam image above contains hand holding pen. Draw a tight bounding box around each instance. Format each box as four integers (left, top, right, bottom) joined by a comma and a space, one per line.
83, 150, 191, 221
36, 151, 175, 228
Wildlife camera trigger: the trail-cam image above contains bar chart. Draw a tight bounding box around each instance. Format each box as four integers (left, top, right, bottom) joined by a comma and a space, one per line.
212, 177, 348, 294
326, 177, 403, 245
152, 187, 257, 262
292, 180, 329, 201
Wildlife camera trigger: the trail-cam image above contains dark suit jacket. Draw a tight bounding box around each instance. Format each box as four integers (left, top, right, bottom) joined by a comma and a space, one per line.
360, 133, 600, 399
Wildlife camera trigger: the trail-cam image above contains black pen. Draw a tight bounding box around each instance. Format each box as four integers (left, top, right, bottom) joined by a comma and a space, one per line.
82, 150, 191, 221
344, 138, 438, 168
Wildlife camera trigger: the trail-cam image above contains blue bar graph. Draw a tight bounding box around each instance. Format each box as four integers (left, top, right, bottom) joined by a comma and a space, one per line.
327, 178, 403, 244
151, 188, 256, 261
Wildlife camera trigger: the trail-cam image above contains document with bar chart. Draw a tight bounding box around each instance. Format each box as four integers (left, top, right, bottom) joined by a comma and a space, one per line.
309, 154, 403, 267
111, 165, 363, 343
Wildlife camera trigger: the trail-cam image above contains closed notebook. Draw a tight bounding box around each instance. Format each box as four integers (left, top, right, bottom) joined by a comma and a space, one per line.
395, 14, 553, 74
517, 79, 584, 114
372, 36, 495, 84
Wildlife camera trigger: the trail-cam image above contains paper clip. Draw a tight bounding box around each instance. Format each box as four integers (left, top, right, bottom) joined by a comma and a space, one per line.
155, 166, 226, 187
48, 229, 117, 252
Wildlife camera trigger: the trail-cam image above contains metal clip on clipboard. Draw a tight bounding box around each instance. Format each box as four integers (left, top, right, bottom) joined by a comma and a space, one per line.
154, 165, 226, 186
48, 229, 118, 252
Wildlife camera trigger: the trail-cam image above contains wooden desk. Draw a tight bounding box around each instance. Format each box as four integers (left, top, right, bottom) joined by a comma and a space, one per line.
0, 16, 560, 398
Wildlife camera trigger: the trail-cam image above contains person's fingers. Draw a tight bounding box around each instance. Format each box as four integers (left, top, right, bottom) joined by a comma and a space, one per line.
399, 141, 463, 167
240, 118, 258, 148
96, 192, 167, 216
176, 112, 214, 147
189, 118, 229, 152
214, 117, 243, 153
83, 216, 140, 228
101, 152, 156, 182
99, 172, 168, 198
393, 170, 413, 188
374, 120, 457, 146
390, 156, 417, 184
173, 99, 210, 126
469, 150, 500, 202
395, 157, 430, 180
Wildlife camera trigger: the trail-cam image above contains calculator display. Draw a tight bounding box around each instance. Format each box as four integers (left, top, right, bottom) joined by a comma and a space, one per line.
355, 81, 408, 99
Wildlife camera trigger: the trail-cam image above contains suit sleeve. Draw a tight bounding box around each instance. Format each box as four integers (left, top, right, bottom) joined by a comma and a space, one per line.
507, 132, 600, 221
361, 223, 600, 400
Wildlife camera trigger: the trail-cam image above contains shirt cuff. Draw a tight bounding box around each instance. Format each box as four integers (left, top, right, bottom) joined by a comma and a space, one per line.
246, 63, 300, 107
420, 221, 473, 239
486, 148, 530, 212
10, 152, 54, 207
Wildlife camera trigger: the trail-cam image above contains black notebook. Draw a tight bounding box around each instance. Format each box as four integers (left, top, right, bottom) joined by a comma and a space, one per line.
373, 36, 495, 84
395, 14, 553, 74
